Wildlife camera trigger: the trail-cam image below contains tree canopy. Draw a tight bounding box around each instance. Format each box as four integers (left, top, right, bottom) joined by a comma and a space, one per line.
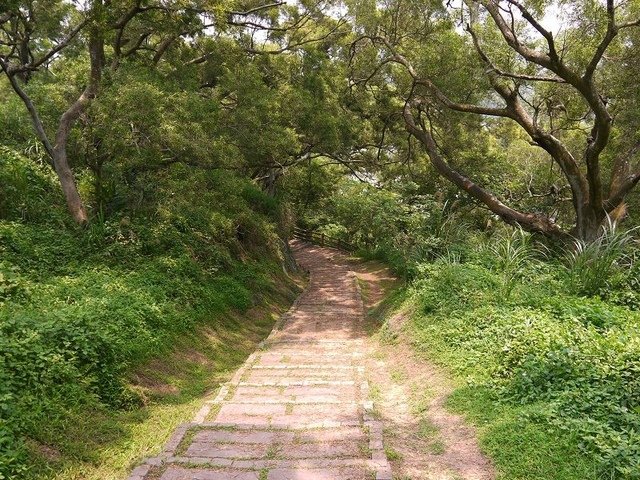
2, 0, 639, 240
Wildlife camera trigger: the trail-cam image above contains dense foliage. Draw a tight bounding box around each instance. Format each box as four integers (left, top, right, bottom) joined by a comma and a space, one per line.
2, 0, 640, 478
0, 147, 293, 478
289, 170, 640, 478
410, 250, 640, 478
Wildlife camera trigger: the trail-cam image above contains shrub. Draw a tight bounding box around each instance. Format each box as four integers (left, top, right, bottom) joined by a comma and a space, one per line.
0, 165, 290, 477
407, 234, 640, 478
0, 147, 64, 224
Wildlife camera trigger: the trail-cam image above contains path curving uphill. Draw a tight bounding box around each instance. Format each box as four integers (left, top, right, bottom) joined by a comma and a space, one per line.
128, 241, 392, 480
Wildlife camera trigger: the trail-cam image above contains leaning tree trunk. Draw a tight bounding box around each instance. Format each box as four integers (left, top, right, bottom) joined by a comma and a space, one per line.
51, 145, 89, 224
402, 104, 571, 241
49, 32, 104, 224
0, 10, 105, 225
573, 205, 603, 243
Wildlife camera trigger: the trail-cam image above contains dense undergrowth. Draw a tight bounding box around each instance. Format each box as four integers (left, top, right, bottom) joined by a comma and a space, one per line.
0, 148, 296, 479
406, 245, 640, 479
293, 175, 640, 479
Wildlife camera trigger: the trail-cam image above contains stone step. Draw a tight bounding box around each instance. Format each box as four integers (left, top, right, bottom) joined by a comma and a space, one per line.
267, 339, 364, 345
276, 323, 363, 330
158, 467, 259, 480
272, 335, 364, 344
245, 372, 355, 382
216, 403, 360, 417
287, 309, 362, 315
217, 403, 287, 416
164, 456, 380, 471
214, 403, 361, 426
264, 346, 364, 355
208, 420, 362, 430
267, 344, 362, 355
251, 364, 358, 370
185, 440, 365, 460
230, 385, 359, 403
238, 380, 356, 387
294, 300, 360, 305
259, 350, 362, 356
223, 399, 360, 405
302, 291, 358, 296
191, 426, 366, 445
264, 467, 372, 480
278, 320, 362, 327
257, 353, 362, 366
282, 314, 363, 321
232, 384, 358, 396
248, 365, 357, 374
295, 304, 360, 310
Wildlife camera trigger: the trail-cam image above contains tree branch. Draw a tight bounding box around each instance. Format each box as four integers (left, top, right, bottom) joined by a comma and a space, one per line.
504, 0, 559, 61
403, 99, 566, 238
6, 18, 88, 74
230, 2, 285, 16
366, 35, 513, 118
0, 57, 54, 160
466, 24, 565, 84
584, 0, 618, 80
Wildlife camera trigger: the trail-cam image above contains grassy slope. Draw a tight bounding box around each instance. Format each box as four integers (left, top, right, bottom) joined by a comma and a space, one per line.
27, 281, 300, 480
369, 285, 601, 480
0, 148, 304, 480
445, 385, 598, 480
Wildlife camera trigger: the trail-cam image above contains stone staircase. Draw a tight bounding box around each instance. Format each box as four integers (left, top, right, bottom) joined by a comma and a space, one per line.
128, 242, 391, 480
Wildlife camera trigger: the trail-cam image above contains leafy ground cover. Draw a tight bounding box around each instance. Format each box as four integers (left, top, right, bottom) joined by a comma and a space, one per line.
389, 239, 640, 479
0, 148, 300, 479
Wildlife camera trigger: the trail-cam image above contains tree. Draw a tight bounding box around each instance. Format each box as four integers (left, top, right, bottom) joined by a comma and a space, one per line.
0, 2, 102, 223
1, 0, 348, 221
349, 0, 640, 241
0, 0, 218, 223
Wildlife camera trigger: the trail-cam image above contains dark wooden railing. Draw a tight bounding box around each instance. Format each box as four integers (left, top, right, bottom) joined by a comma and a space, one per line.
293, 226, 356, 252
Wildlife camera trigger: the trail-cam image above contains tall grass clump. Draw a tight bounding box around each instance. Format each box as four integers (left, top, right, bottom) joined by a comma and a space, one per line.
489, 229, 545, 299
565, 217, 637, 297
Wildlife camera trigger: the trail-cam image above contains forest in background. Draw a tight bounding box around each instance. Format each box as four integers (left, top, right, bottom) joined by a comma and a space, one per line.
1, 0, 640, 478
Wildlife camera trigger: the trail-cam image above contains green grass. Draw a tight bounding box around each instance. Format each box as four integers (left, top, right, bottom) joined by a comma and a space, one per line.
380, 254, 640, 479
0, 150, 302, 479
384, 446, 402, 461
416, 417, 438, 439
23, 284, 296, 480
446, 386, 598, 479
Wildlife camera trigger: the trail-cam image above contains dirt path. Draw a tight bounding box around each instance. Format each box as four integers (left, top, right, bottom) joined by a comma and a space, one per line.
349, 260, 495, 480
128, 242, 391, 480
127, 242, 493, 480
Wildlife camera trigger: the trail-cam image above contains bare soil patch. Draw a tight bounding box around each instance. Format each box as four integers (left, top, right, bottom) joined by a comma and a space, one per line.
351, 260, 495, 480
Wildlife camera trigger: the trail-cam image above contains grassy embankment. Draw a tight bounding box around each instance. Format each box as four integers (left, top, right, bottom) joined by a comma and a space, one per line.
366, 242, 639, 480
0, 148, 302, 479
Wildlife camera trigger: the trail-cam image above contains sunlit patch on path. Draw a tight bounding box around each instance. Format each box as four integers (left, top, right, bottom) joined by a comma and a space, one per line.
128, 241, 391, 480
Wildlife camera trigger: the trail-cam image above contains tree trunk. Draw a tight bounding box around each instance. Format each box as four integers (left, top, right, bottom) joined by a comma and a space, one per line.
574, 204, 607, 243
51, 150, 88, 223
264, 168, 281, 197
50, 28, 104, 224
1, 13, 104, 225
403, 105, 570, 241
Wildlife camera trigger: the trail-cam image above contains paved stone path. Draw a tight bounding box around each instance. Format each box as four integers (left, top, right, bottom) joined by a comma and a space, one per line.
128, 242, 391, 480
